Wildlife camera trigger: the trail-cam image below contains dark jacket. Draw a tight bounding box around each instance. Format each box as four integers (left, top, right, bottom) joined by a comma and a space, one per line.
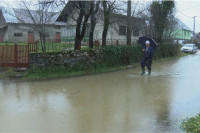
143, 46, 154, 60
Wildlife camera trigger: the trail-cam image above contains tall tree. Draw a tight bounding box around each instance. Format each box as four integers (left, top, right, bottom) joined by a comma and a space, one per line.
71, 1, 93, 50
163, 14, 178, 42
102, 0, 116, 47
89, 1, 100, 49
150, 1, 175, 43
127, 0, 131, 45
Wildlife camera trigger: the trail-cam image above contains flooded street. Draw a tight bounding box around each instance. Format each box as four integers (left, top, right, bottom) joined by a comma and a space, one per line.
1, 52, 200, 133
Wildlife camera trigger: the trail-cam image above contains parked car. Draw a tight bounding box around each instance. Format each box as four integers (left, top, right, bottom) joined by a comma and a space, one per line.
181, 44, 198, 53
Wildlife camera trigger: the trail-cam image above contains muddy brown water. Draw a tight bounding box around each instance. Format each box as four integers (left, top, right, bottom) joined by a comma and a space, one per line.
1, 52, 200, 133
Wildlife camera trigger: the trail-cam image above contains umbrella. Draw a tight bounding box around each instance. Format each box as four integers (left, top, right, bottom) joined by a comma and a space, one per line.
139, 36, 157, 49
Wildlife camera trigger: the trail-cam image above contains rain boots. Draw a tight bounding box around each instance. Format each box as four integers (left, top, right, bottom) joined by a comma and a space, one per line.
148, 70, 151, 76
141, 68, 145, 75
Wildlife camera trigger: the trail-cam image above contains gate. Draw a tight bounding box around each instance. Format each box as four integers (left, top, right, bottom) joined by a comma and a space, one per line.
0, 42, 38, 68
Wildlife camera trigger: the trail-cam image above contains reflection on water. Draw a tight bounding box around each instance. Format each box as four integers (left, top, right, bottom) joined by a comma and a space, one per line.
0, 53, 200, 132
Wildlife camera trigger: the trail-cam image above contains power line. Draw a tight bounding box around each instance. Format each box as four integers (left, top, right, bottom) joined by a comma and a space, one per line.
195, 19, 200, 33
175, 8, 193, 19
196, 19, 200, 25
180, 4, 200, 12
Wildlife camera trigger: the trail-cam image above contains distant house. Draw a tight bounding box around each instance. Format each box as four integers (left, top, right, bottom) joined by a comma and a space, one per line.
56, 2, 145, 45
193, 32, 200, 43
172, 20, 192, 44
0, 7, 66, 43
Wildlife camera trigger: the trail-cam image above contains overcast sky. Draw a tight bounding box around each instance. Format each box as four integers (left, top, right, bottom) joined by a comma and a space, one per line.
1, 0, 200, 33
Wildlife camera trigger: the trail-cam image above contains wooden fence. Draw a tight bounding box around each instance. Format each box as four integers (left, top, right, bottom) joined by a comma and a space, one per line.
0, 42, 38, 68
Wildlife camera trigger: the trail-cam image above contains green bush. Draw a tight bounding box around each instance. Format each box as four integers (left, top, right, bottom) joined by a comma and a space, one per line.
181, 114, 200, 133
96, 43, 180, 67
97, 45, 143, 67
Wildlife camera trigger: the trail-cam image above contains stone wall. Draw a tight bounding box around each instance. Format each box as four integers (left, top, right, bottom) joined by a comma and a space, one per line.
29, 50, 95, 68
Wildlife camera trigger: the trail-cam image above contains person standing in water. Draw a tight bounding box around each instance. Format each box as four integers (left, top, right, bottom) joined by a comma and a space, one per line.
141, 40, 154, 76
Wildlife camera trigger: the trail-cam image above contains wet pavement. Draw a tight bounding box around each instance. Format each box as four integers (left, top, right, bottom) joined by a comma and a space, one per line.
1, 52, 200, 133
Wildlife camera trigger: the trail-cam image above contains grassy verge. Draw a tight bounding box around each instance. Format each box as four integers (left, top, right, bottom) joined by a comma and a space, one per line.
181, 114, 200, 133
22, 64, 136, 80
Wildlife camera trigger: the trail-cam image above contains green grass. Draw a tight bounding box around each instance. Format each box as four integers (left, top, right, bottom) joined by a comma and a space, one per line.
37, 43, 75, 53
0, 42, 76, 53
0, 42, 27, 45
181, 114, 200, 133
22, 63, 134, 80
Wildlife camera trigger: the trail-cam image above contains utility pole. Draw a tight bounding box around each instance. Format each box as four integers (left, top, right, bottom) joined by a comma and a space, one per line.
193, 16, 197, 37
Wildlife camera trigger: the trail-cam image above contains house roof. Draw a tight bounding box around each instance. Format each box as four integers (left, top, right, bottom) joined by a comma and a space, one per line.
57, 1, 75, 22
0, 7, 66, 26
178, 19, 191, 31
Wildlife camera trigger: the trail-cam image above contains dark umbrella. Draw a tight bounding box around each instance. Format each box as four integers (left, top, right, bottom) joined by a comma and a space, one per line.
139, 36, 157, 49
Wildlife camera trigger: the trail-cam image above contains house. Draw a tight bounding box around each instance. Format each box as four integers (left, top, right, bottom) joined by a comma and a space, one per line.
0, 7, 66, 43
56, 2, 145, 45
172, 20, 192, 44
193, 32, 200, 43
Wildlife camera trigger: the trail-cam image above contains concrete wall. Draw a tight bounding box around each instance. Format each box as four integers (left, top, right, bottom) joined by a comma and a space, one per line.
4, 23, 62, 43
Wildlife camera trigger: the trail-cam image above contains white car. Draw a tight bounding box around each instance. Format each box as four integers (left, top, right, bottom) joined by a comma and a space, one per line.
181, 44, 198, 53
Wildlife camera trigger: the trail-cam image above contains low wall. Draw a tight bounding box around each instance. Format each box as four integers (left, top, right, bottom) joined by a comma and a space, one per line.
29, 44, 180, 68
29, 51, 94, 68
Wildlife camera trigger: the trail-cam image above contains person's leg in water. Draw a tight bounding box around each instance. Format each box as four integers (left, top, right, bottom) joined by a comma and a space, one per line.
140, 58, 146, 75
146, 59, 152, 76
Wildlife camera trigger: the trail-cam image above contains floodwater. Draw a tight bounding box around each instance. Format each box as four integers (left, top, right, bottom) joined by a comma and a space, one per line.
1, 52, 200, 133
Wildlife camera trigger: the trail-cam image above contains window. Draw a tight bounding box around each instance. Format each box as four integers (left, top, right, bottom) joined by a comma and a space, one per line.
14, 33, 22, 37
119, 26, 126, 35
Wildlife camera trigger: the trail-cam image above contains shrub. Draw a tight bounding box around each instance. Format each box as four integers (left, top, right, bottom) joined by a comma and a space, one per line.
96, 43, 180, 67
181, 114, 200, 133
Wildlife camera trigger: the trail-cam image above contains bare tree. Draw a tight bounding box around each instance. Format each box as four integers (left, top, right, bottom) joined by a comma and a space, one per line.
136, 2, 156, 38
6, 0, 59, 52
89, 0, 100, 49
102, 0, 116, 47
163, 13, 178, 42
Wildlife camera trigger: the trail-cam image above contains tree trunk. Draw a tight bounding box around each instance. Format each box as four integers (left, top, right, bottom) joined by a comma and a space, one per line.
74, 1, 93, 50
75, 37, 81, 50
127, 0, 131, 45
89, 1, 100, 49
74, 11, 83, 50
89, 16, 96, 48
102, 24, 108, 47
102, 1, 110, 47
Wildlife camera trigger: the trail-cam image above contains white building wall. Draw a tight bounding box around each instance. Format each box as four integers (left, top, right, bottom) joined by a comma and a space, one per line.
5, 23, 62, 43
